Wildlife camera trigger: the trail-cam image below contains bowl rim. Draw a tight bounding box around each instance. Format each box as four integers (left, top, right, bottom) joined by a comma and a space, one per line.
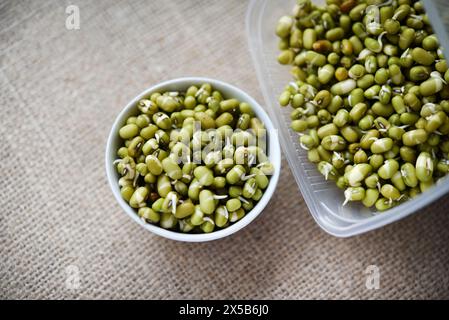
105, 77, 281, 242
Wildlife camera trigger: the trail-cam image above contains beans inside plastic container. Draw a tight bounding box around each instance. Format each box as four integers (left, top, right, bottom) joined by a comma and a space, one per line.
246, 0, 449, 236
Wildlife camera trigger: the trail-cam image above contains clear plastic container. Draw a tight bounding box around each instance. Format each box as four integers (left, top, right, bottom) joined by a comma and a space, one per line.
422, 0, 449, 59
246, 0, 449, 237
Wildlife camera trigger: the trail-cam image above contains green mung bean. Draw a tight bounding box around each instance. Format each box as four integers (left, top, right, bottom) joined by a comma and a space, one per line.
115, 84, 274, 232
275, 0, 449, 210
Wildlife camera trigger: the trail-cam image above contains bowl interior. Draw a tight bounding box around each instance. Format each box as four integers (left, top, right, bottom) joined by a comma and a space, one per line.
106, 77, 281, 242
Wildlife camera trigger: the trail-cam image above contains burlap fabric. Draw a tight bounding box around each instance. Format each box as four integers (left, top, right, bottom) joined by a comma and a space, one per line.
1, 0, 449, 299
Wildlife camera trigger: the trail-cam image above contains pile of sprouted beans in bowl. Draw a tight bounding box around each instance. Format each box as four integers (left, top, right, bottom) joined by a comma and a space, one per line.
276, 0, 449, 211
114, 83, 275, 233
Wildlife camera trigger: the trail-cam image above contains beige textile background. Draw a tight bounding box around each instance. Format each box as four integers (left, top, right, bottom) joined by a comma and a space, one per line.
1, 0, 449, 299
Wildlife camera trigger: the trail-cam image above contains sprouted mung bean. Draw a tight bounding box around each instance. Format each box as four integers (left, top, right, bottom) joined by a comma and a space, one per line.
115, 84, 273, 233
276, 0, 449, 211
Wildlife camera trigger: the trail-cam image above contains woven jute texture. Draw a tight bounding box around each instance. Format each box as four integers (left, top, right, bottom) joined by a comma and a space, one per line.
1, 0, 449, 299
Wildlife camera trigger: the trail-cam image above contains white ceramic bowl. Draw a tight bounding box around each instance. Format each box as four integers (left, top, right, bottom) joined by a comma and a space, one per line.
105, 77, 281, 242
